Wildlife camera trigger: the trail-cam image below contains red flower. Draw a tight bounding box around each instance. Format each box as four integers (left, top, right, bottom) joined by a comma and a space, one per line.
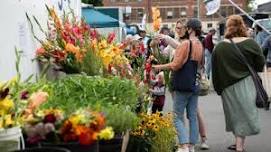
20, 90, 29, 100
43, 114, 57, 124
145, 63, 152, 73
61, 121, 78, 142
79, 129, 95, 145
36, 47, 46, 57
107, 32, 116, 44
51, 50, 66, 63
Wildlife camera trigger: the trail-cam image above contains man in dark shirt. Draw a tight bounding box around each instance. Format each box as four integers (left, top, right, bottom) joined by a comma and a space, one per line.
203, 28, 216, 79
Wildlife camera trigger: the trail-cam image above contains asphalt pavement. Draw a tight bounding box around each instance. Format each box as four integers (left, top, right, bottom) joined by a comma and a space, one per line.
163, 91, 271, 152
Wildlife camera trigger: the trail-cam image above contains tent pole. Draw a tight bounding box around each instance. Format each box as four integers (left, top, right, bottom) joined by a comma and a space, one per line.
228, 0, 271, 34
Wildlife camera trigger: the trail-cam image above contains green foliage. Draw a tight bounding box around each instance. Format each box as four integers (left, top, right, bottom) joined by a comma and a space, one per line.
79, 47, 103, 76
245, 0, 256, 12
82, 0, 103, 6
150, 127, 176, 152
40, 75, 138, 114
102, 104, 139, 134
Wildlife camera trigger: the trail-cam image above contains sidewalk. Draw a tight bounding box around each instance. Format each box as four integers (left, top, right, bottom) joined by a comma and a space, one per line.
164, 92, 271, 152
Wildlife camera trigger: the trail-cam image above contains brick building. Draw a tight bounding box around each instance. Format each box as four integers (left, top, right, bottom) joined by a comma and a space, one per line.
103, 0, 247, 32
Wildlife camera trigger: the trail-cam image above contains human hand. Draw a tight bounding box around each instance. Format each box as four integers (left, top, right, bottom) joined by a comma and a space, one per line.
154, 34, 166, 41
152, 64, 163, 71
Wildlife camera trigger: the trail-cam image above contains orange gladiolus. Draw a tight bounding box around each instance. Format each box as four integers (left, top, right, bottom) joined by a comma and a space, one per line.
152, 7, 162, 32
49, 8, 62, 30
65, 43, 83, 62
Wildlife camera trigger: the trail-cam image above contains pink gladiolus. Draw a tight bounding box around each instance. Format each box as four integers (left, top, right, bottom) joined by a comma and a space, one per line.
72, 26, 80, 36
107, 32, 116, 44
90, 29, 98, 40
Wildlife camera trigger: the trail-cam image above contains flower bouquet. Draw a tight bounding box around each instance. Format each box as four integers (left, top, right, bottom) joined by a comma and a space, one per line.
0, 75, 50, 151
23, 108, 114, 152
28, 6, 131, 78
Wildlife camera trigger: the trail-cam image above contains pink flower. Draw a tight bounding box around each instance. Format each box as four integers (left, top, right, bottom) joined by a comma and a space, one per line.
27, 91, 49, 112
36, 47, 46, 57
72, 26, 82, 38
90, 29, 99, 40
107, 32, 116, 44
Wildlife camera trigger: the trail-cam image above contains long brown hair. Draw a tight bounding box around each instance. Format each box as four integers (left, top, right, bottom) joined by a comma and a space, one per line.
224, 15, 248, 39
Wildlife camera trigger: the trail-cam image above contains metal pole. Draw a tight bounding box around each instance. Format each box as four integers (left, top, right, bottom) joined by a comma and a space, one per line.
228, 0, 271, 34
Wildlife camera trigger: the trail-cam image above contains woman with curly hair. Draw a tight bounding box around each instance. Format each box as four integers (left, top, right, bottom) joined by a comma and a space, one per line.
212, 15, 265, 152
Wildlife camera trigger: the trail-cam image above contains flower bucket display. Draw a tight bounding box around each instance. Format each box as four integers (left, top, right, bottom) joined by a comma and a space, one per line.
40, 141, 98, 152
13, 147, 71, 152
98, 135, 123, 152
0, 127, 25, 152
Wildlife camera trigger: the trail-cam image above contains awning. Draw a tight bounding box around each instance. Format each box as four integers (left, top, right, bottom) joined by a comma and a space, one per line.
82, 8, 120, 28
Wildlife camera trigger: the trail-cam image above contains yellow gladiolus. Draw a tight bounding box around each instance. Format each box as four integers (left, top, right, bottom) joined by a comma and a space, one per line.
98, 127, 115, 140
98, 40, 108, 49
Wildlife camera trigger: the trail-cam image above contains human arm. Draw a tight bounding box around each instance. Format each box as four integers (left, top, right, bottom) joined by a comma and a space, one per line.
150, 86, 165, 96
152, 40, 189, 71
155, 34, 180, 49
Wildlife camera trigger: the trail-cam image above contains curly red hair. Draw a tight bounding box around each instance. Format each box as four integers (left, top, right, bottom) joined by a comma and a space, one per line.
224, 15, 248, 39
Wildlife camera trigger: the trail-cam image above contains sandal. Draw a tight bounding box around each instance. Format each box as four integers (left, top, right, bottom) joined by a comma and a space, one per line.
228, 144, 236, 150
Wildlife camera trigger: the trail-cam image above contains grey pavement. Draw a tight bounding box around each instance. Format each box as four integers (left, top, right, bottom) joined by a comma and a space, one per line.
163, 91, 271, 152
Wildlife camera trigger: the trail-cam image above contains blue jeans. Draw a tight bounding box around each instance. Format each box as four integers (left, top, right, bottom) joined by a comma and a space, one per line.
205, 49, 212, 79
173, 91, 199, 144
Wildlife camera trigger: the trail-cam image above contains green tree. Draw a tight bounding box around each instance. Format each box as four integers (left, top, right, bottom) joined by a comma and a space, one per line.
82, 0, 103, 6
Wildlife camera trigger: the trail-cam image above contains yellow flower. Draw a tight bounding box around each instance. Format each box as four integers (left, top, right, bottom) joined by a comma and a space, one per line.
99, 40, 108, 49
98, 127, 115, 140
4, 114, 14, 127
69, 114, 84, 126
65, 43, 80, 53
0, 97, 14, 114
152, 7, 162, 32
8, 76, 18, 86
0, 118, 3, 128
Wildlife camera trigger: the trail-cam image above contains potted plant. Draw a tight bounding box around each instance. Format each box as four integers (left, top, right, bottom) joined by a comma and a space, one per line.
99, 104, 139, 152
128, 113, 177, 152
